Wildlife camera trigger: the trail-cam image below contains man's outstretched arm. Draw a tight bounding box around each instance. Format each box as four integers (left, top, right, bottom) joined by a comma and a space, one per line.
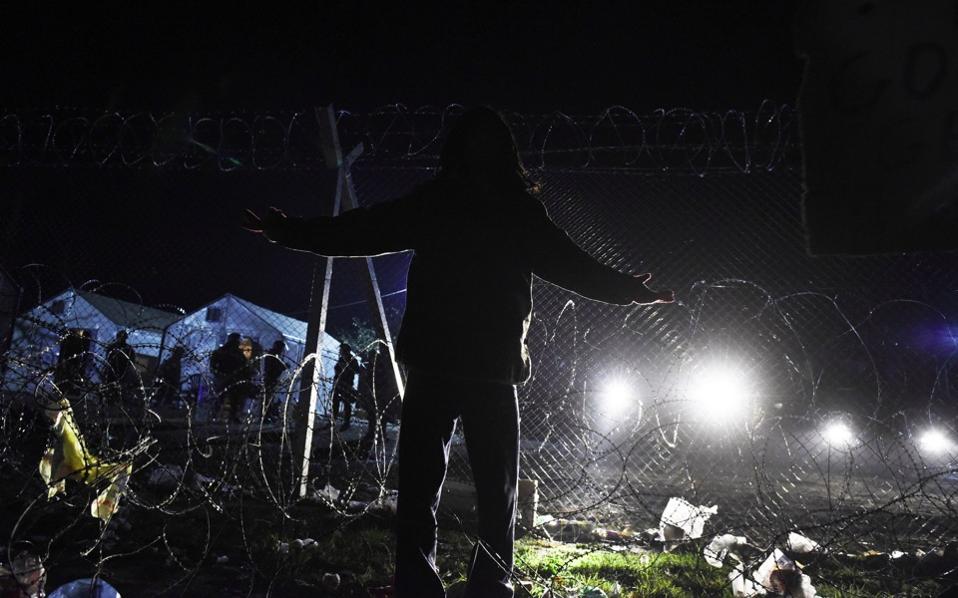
242, 193, 423, 257
530, 203, 673, 306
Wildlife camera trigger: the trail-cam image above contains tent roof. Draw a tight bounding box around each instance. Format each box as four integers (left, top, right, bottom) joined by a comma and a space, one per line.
47, 289, 182, 331
194, 293, 333, 346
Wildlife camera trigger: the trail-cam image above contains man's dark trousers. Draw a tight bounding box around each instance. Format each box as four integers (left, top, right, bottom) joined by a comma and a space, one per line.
395, 370, 519, 598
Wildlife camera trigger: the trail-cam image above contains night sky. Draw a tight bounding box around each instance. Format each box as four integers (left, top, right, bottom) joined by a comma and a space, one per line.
1, 3, 804, 328
4, 3, 802, 112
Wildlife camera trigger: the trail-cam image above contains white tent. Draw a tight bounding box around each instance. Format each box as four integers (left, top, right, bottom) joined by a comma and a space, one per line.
162, 293, 341, 394
4, 288, 180, 393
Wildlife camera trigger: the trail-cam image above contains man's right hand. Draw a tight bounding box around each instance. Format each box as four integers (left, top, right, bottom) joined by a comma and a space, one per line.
631, 273, 675, 305
242, 207, 288, 243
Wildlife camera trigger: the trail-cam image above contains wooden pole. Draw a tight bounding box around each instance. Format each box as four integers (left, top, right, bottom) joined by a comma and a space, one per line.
294, 104, 405, 498
341, 171, 405, 399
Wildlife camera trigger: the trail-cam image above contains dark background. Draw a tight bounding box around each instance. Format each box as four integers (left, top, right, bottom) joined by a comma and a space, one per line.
2, 3, 802, 112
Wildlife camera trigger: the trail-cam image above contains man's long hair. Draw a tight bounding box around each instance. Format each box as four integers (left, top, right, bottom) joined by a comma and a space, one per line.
438, 106, 538, 194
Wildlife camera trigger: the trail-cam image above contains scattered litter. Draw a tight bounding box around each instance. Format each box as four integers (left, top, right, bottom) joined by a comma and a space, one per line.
314, 483, 341, 504
284, 538, 320, 554
48, 578, 121, 598
39, 399, 135, 522
1, 551, 46, 598
580, 587, 608, 597
593, 527, 634, 542
517, 479, 539, 529
542, 518, 597, 543
731, 549, 818, 597
659, 497, 717, 546
535, 514, 556, 527
215, 555, 229, 564
785, 531, 821, 554
704, 534, 748, 567
321, 573, 340, 590
375, 491, 398, 514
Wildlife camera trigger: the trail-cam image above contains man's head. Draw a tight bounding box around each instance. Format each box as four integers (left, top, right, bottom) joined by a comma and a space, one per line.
239, 338, 253, 360
116, 330, 128, 342
226, 332, 241, 346
340, 343, 352, 358
439, 106, 534, 193
271, 340, 286, 354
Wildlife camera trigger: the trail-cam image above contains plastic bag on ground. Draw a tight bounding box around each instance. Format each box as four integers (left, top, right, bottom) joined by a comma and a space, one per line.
785, 531, 822, 554
659, 497, 718, 543
704, 534, 748, 567
733, 549, 817, 597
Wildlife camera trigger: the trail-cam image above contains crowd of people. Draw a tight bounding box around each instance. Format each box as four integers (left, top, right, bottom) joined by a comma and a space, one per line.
51, 327, 398, 438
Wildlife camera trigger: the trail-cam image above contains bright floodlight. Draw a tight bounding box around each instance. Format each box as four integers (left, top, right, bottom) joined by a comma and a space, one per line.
599, 379, 634, 417
822, 421, 854, 448
918, 428, 955, 454
688, 364, 751, 421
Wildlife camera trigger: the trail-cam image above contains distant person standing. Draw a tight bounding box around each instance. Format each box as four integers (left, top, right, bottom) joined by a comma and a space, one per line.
103, 330, 137, 407
243, 106, 673, 598
359, 344, 396, 449
209, 333, 244, 421
332, 343, 359, 431
232, 337, 259, 423
55, 329, 90, 396
153, 345, 185, 408
262, 339, 288, 420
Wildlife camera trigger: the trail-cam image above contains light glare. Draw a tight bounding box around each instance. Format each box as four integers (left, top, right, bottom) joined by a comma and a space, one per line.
918, 428, 955, 454
823, 421, 854, 447
688, 365, 750, 422
599, 379, 633, 416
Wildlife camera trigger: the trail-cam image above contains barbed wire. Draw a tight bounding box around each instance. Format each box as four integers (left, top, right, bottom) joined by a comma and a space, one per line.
4, 127, 958, 596
0, 101, 799, 174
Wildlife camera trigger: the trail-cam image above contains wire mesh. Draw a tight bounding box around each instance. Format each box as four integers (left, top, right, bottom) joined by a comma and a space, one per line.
0, 104, 956, 596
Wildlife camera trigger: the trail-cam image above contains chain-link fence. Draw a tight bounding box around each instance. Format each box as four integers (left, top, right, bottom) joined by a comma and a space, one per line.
1, 103, 956, 596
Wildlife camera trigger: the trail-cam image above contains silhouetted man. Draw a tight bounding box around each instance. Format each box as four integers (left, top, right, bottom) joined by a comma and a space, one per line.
263, 339, 288, 420
232, 337, 258, 423
55, 329, 90, 396
209, 333, 244, 422
359, 344, 396, 450
154, 345, 185, 408
103, 329, 137, 407
243, 106, 673, 598
332, 343, 359, 431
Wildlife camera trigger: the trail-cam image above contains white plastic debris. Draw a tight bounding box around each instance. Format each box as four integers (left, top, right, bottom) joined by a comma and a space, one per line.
215, 555, 229, 564
729, 558, 763, 597
315, 483, 341, 504
659, 497, 718, 543
786, 531, 821, 554
704, 534, 748, 567
8, 552, 46, 598
276, 541, 289, 554
736, 549, 818, 598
